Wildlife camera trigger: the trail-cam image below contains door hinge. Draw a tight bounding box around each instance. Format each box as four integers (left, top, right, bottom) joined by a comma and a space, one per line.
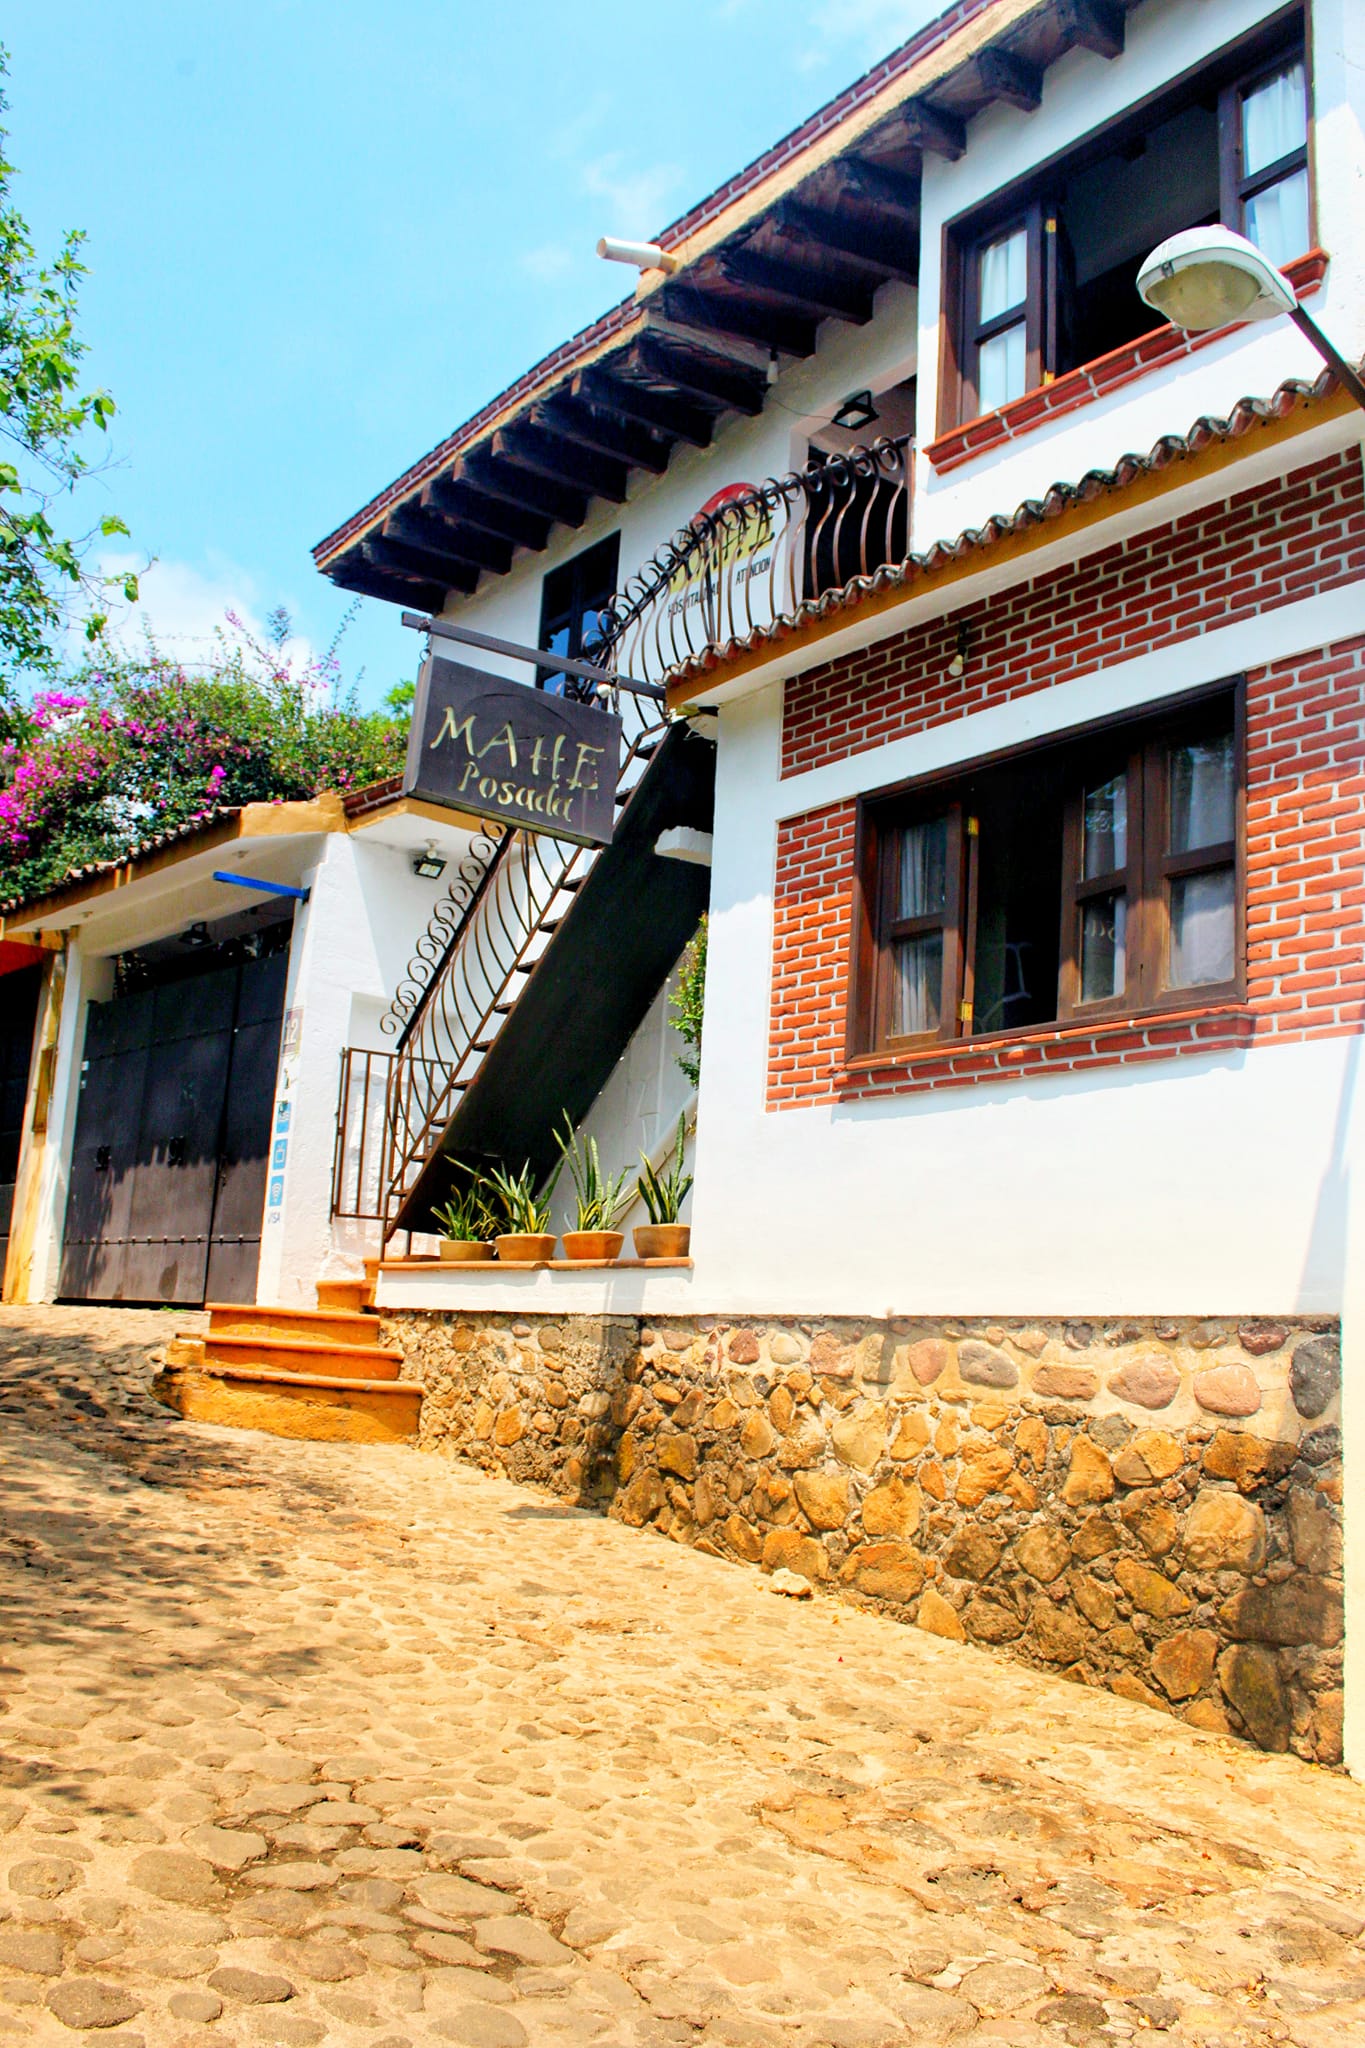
958, 1000, 974, 1024
966, 815, 979, 837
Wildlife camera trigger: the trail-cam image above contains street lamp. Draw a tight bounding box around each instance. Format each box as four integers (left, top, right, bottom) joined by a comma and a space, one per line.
1136, 225, 1365, 412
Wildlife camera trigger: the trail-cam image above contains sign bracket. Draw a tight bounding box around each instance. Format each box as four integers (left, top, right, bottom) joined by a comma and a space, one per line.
400, 611, 667, 703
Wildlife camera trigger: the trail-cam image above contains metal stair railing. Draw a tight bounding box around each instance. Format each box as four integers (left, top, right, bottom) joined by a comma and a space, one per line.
381, 684, 668, 1234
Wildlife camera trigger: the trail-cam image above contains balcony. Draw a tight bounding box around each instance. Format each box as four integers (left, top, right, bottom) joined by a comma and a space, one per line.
598, 436, 910, 688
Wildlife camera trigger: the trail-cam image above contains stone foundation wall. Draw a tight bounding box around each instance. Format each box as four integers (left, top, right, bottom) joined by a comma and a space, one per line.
384, 1309, 1344, 1764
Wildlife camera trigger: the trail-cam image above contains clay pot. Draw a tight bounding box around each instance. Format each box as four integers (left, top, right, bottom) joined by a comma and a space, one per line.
494, 1232, 557, 1263
633, 1224, 691, 1260
561, 1230, 624, 1263
438, 1239, 492, 1263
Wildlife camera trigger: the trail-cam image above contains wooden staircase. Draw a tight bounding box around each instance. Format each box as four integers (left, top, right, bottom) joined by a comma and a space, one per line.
153, 1278, 422, 1445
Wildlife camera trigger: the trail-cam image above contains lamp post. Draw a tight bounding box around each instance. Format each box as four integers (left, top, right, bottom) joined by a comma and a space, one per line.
1136, 225, 1365, 413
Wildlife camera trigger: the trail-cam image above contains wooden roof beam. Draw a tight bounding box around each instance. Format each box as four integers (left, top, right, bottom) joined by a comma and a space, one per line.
329, 560, 447, 612
634, 338, 766, 418
491, 424, 629, 505
657, 283, 818, 358
362, 533, 480, 595
896, 99, 966, 160
571, 368, 713, 450
459, 451, 590, 530
385, 503, 514, 576
534, 394, 673, 475
774, 202, 918, 283
427, 471, 553, 551
835, 158, 923, 217
1055, 0, 1124, 60
716, 246, 875, 324
974, 47, 1043, 110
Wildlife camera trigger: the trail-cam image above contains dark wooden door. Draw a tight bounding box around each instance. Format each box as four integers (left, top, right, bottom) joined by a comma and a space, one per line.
205, 948, 289, 1303
61, 949, 286, 1306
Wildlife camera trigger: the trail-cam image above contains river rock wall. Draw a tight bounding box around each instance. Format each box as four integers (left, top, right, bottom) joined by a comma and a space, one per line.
384, 1309, 1344, 1763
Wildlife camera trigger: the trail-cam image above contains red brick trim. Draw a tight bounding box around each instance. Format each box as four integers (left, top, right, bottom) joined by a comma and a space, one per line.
925, 250, 1330, 474
782, 448, 1365, 781
768, 632, 1365, 1111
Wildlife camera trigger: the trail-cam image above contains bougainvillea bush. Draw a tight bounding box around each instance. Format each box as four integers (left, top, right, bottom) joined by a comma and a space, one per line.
0, 619, 408, 907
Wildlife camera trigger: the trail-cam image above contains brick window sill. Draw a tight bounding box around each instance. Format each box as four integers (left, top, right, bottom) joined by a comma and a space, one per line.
925, 249, 1330, 475
837, 1001, 1254, 1090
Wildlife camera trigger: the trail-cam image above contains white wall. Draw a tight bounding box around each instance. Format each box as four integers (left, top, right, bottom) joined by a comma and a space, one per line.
547, 967, 697, 1240
687, 577, 1365, 1319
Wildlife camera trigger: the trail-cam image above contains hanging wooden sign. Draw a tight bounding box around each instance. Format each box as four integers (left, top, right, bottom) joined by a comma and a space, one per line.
404, 656, 621, 847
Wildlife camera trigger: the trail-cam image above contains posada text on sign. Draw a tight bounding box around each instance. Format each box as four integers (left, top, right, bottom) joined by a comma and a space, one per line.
406, 657, 621, 847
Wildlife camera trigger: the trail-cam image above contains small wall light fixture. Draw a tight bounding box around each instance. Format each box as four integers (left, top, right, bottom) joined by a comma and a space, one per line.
1136, 225, 1365, 412
412, 841, 447, 880
831, 388, 879, 433
947, 624, 973, 678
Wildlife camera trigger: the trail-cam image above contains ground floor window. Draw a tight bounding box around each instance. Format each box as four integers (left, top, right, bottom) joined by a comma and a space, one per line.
849, 684, 1242, 1056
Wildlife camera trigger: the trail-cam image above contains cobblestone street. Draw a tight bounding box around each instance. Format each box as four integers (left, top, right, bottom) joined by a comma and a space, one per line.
5, 1308, 1365, 2048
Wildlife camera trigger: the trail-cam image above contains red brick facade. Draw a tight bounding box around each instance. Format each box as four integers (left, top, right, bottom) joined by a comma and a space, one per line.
768, 453, 1365, 1112
782, 449, 1365, 780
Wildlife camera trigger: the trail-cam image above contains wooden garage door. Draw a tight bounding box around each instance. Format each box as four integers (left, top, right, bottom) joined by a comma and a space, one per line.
60, 947, 287, 1306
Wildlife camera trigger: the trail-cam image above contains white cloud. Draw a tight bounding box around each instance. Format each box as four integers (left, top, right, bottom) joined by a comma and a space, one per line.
796, 0, 941, 69
93, 554, 324, 685
520, 242, 576, 282
579, 152, 683, 237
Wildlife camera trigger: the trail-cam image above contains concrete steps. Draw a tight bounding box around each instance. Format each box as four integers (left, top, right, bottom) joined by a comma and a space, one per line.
152, 1294, 421, 1444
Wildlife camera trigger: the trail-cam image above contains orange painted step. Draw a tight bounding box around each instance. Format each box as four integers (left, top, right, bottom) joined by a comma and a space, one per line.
195, 1332, 405, 1383
207, 1303, 381, 1348
153, 1358, 422, 1444
316, 1280, 371, 1313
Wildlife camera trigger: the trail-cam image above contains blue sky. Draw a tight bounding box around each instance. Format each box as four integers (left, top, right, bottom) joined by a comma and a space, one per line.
7, 0, 935, 707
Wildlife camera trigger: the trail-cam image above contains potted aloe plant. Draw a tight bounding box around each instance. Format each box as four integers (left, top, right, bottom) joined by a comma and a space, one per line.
555, 1115, 632, 1262
430, 1170, 496, 1264
633, 1113, 694, 1260
486, 1160, 559, 1263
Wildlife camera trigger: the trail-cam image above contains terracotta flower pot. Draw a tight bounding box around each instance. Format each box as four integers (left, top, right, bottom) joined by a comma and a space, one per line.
438, 1239, 492, 1263
633, 1224, 691, 1260
561, 1230, 624, 1263
494, 1232, 557, 1263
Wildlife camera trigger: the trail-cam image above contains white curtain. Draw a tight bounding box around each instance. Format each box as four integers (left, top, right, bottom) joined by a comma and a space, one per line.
979, 228, 1027, 321
1242, 62, 1305, 177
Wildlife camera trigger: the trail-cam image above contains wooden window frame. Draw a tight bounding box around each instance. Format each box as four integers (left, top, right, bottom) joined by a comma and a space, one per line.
959, 206, 1043, 424
939, 7, 1309, 433
848, 684, 1244, 1062
1218, 48, 1311, 246
536, 533, 621, 692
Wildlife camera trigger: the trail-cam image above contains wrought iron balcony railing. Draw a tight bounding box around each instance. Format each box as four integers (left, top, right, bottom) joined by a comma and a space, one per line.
596, 434, 910, 686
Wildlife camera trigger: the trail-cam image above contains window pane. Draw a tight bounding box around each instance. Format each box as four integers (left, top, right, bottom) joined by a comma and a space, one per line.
1170, 732, 1235, 852
979, 228, 1028, 321
1245, 167, 1309, 270
1080, 891, 1126, 1003
977, 322, 1027, 412
1242, 61, 1306, 178
893, 933, 943, 1037
1083, 774, 1128, 879
898, 817, 948, 919
1170, 868, 1235, 987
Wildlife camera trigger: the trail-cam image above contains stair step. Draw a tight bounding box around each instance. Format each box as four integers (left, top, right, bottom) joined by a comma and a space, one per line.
187, 1333, 405, 1382
538, 918, 562, 935
316, 1280, 373, 1313
207, 1304, 381, 1347
153, 1358, 422, 1445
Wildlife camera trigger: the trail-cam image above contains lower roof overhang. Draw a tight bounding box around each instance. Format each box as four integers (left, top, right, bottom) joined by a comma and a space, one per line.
663, 369, 1363, 716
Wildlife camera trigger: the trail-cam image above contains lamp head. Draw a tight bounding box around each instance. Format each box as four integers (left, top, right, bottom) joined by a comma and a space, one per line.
1136, 225, 1296, 334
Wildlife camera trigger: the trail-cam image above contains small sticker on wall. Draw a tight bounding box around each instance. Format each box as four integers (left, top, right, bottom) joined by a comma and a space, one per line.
269, 1177, 285, 1207
275, 1101, 291, 1133
272, 1137, 288, 1171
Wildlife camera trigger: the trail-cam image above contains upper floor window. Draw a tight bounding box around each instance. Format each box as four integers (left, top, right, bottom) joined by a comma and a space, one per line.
849, 687, 1242, 1059
942, 24, 1311, 428
537, 533, 620, 698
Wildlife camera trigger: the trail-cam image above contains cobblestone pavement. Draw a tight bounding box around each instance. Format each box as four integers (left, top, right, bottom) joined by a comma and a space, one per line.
4, 1310, 1365, 2048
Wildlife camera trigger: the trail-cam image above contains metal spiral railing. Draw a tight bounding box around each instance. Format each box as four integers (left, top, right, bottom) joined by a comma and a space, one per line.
596, 435, 910, 686
381, 683, 668, 1233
